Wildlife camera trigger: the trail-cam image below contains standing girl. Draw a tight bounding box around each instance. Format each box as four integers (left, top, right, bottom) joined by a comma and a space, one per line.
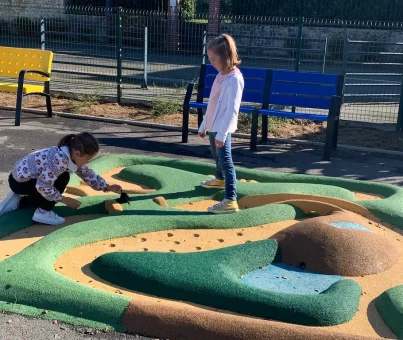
198, 34, 244, 214
0, 132, 121, 225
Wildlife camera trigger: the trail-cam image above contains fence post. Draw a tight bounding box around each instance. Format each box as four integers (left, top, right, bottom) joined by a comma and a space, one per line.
116, 7, 123, 104
40, 19, 45, 50
342, 38, 349, 74
293, 16, 303, 113
323, 37, 328, 73
295, 16, 303, 72
396, 79, 403, 132
202, 30, 207, 64
142, 26, 148, 89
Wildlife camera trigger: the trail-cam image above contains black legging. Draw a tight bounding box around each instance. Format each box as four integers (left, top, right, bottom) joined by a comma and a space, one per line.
8, 172, 70, 211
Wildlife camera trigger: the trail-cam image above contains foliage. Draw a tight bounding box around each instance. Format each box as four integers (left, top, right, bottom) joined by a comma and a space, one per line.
181, 0, 196, 20
152, 97, 182, 116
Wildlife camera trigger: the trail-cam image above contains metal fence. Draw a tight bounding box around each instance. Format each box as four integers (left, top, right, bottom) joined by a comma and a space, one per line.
197, 0, 403, 23
0, 3, 402, 127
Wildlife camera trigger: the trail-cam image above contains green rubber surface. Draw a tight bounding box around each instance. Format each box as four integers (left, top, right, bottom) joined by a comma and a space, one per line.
0, 154, 402, 335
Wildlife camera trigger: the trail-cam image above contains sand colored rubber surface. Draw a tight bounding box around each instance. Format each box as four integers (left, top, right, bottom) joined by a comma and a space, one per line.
65, 167, 155, 197
55, 210, 402, 339
1, 155, 403, 339
105, 200, 123, 214
0, 215, 102, 261
152, 196, 168, 207
122, 299, 375, 340
238, 193, 373, 217
354, 192, 383, 200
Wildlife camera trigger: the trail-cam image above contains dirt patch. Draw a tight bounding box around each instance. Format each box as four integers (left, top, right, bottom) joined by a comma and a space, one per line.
1, 91, 402, 151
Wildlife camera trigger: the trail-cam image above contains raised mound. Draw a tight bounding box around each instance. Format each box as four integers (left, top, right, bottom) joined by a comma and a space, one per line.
273, 212, 400, 276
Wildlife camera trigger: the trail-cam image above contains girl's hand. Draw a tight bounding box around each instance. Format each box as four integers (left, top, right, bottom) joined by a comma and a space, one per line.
198, 132, 205, 138
107, 184, 122, 193
61, 196, 81, 209
215, 140, 224, 148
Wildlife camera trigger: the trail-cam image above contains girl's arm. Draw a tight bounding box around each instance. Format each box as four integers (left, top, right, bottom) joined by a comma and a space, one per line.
76, 165, 121, 193
215, 75, 244, 142
199, 74, 220, 134
36, 174, 64, 203
198, 115, 207, 134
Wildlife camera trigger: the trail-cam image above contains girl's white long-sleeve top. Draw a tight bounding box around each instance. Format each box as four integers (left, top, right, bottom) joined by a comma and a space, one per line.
198, 71, 244, 142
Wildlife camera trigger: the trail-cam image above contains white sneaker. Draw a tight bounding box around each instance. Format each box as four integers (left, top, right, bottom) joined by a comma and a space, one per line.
0, 192, 21, 216
32, 209, 65, 225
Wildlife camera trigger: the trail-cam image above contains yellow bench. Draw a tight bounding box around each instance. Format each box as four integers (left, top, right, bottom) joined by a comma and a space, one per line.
0, 46, 54, 126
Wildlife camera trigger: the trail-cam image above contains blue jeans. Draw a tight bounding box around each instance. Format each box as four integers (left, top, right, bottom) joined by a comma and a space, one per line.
208, 132, 237, 201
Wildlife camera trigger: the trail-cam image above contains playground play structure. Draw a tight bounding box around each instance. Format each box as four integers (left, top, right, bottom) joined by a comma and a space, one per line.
1, 154, 403, 339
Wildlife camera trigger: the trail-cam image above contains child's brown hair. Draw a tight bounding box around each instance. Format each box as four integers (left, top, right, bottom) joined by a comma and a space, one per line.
207, 34, 241, 71
58, 132, 99, 156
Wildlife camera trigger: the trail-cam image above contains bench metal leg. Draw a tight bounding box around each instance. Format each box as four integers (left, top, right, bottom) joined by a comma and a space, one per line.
181, 83, 194, 143
250, 110, 259, 151
182, 105, 190, 143
261, 115, 268, 143
333, 119, 340, 149
323, 96, 342, 161
197, 108, 203, 127
15, 76, 25, 126
44, 81, 52, 118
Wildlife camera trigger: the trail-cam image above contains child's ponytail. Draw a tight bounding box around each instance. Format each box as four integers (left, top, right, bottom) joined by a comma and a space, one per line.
58, 134, 75, 148
57, 132, 99, 156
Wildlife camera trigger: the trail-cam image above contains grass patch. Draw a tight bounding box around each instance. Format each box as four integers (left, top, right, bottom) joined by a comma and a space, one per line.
152, 97, 182, 117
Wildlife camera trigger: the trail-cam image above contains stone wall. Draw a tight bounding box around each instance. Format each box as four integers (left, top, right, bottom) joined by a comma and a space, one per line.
221, 22, 403, 63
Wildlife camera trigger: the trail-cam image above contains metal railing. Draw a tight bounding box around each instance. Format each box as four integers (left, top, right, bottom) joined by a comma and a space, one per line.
0, 4, 402, 127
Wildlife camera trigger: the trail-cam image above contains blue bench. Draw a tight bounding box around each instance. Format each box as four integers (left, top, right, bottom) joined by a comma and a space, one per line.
181, 64, 270, 140
182, 64, 344, 160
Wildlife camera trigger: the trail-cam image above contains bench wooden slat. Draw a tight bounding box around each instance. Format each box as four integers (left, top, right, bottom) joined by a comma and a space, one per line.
203, 65, 267, 104
270, 94, 332, 110
273, 69, 339, 85
271, 81, 337, 97
189, 102, 208, 109
204, 78, 266, 95
259, 109, 328, 121
242, 90, 265, 104
0, 46, 53, 82
202, 88, 265, 105
0, 82, 44, 94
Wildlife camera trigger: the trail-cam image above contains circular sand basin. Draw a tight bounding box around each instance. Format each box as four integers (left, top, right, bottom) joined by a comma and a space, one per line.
65, 167, 155, 197
53, 207, 403, 339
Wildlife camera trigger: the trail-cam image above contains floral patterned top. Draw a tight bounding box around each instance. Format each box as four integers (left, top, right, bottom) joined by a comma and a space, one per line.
12, 146, 108, 202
